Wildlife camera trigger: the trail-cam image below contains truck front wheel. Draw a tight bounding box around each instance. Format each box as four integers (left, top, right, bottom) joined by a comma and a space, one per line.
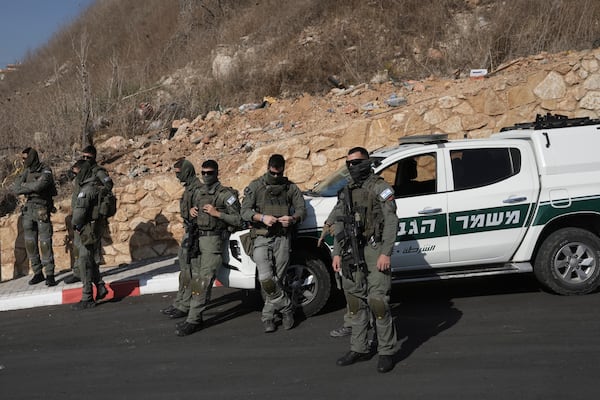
283, 255, 332, 317
534, 228, 600, 295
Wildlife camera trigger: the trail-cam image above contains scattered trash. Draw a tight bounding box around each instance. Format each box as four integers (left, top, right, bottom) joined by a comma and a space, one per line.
470, 69, 488, 79
238, 103, 263, 113
384, 93, 407, 107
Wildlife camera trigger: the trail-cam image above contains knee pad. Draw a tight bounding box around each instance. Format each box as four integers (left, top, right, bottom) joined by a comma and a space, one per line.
24, 237, 38, 258
39, 239, 54, 263
345, 293, 361, 315
368, 296, 389, 320
260, 278, 278, 296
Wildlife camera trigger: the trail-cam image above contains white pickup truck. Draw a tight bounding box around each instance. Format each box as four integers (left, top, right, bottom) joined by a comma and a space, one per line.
217, 114, 600, 316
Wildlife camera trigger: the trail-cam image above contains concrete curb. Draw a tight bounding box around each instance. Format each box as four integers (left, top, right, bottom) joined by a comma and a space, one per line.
0, 271, 180, 312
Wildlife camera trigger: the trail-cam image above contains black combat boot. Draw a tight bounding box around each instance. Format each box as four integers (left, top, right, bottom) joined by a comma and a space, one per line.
336, 351, 371, 366
377, 355, 395, 373
45, 275, 57, 286
28, 272, 45, 285
168, 308, 188, 319
282, 311, 295, 330
175, 321, 202, 336
96, 284, 109, 300
64, 275, 81, 284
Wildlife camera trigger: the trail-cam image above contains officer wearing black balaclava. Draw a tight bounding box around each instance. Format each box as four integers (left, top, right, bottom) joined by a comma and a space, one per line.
161, 159, 241, 337
70, 159, 104, 309
10, 147, 58, 286
241, 154, 306, 333
329, 146, 399, 373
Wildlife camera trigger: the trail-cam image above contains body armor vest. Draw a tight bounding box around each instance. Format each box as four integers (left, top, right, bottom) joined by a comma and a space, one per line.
23, 165, 55, 206
195, 184, 227, 231
349, 176, 384, 240
256, 182, 290, 218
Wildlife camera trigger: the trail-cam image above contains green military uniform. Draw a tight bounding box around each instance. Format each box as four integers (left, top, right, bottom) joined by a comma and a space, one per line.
241, 173, 306, 324
70, 168, 106, 290
71, 161, 113, 278
90, 161, 113, 265
71, 161, 101, 304
11, 149, 57, 283
331, 173, 399, 356
171, 160, 203, 316
185, 181, 241, 325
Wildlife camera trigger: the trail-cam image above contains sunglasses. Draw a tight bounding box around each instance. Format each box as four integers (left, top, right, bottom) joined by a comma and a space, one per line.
346, 159, 367, 167
201, 170, 216, 176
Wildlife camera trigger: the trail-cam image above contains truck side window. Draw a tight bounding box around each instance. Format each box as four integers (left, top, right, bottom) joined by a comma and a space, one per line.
379, 153, 437, 197
452, 148, 521, 190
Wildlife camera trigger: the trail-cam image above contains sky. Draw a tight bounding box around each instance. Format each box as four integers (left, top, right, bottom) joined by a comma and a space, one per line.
0, 0, 96, 67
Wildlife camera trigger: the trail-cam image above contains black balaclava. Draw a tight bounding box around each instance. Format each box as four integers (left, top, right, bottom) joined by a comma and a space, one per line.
202, 172, 218, 186
82, 145, 97, 166
265, 170, 286, 185
201, 159, 219, 186
347, 159, 372, 185
75, 160, 94, 184
22, 148, 41, 171
175, 159, 196, 186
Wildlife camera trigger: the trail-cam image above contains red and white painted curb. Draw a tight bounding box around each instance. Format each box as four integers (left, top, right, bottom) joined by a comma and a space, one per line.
0, 272, 180, 312
0, 271, 226, 312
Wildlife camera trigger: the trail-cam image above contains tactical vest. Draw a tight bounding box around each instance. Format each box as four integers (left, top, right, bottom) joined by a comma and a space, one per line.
256, 181, 290, 218
23, 164, 56, 207
195, 184, 228, 231
349, 176, 385, 240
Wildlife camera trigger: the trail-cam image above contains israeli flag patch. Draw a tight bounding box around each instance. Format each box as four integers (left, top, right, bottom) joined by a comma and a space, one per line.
379, 187, 394, 201
226, 195, 237, 205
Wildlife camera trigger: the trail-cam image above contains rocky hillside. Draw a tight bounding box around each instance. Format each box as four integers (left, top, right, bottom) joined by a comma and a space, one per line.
2, 47, 600, 280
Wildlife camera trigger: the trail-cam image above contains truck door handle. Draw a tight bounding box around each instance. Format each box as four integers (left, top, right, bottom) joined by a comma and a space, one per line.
503, 196, 527, 204
418, 207, 442, 215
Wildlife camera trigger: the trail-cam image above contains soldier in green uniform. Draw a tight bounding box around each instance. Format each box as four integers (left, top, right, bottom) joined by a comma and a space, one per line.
160, 159, 200, 321
330, 147, 398, 373
10, 148, 58, 286
174, 159, 242, 336
241, 154, 306, 333
70, 159, 102, 310
67, 159, 109, 301
65, 145, 112, 286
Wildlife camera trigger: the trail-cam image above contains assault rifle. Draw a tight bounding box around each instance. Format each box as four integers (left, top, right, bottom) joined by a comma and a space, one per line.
183, 218, 201, 264
336, 186, 367, 280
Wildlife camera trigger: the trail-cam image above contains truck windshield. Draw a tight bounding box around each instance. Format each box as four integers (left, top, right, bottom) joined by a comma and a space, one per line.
304, 157, 384, 197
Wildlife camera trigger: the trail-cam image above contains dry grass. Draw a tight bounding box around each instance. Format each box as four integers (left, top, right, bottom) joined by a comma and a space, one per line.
1, 0, 599, 184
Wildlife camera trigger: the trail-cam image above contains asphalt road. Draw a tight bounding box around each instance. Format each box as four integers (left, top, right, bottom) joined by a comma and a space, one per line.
1, 274, 600, 400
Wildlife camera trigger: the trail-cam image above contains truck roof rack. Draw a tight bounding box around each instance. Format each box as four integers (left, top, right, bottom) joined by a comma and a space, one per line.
399, 133, 448, 145
500, 113, 600, 131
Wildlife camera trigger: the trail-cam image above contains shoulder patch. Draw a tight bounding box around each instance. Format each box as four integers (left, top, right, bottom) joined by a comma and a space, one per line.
226, 194, 237, 205
378, 187, 394, 201
78, 192, 86, 198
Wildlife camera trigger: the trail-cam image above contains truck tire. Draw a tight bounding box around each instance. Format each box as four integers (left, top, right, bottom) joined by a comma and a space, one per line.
283, 255, 332, 317
534, 228, 600, 295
